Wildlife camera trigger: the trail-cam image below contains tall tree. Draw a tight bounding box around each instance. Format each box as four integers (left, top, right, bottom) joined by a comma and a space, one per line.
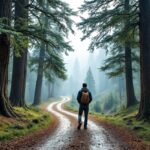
0, 0, 17, 117
124, 0, 137, 107
33, 42, 46, 105
32, 46, 69, 105
85, 67, 96, 95
30, 0, 74, 105
10, 0, 29, 107
79, 0, 138, 108
32, 1, 48, 105
9, 0, 75, 106
137, 0, 150, 119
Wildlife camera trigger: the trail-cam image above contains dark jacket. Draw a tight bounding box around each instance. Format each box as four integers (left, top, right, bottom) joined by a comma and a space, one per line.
77, 87, 92, 105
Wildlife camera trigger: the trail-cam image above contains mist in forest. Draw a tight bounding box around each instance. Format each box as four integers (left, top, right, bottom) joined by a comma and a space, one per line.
6, 0, 140, 114
52, 0, 108, 97
15, 0, 140, 114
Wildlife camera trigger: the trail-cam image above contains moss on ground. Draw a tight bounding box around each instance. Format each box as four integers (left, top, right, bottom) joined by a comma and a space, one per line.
0, 107, 52, 141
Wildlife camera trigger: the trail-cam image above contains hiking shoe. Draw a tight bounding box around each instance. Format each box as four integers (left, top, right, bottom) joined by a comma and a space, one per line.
77, 123, 82, 130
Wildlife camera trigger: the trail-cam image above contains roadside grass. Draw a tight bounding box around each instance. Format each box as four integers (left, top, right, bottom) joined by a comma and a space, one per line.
65, 103, 150, 144
91, 105, 150, 144
0, 106, 52, 141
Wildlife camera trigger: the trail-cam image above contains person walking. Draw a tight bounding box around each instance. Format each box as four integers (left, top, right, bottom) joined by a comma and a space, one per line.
77, 83, 92, 130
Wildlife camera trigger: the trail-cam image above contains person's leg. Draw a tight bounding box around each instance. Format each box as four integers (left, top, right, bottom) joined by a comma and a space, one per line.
78, 105, 83, 129
84, 106, 89, 129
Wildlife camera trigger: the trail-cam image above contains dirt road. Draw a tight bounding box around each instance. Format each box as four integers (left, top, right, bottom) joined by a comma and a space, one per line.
35, 97, 126, 150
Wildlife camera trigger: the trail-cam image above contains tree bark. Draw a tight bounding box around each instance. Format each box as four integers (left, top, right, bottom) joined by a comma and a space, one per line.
124, 0, 137, 108
10, 0, 28, 107
0, 0, 18, 117
10, 50, 27, 106
33, 43, 45, 105
137, 0, 150, 120
125, 44, 138, 107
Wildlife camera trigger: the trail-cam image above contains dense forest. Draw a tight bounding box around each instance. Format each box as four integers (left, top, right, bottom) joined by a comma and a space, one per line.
0, 0, 150, 150
0, 0, 75, 117
0, 0, 150, 121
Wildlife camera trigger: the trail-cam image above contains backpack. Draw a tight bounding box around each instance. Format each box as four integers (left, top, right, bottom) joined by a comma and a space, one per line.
81, 92, 89, 104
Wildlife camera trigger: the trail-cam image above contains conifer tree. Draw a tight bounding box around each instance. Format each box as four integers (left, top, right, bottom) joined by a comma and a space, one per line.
79, 0, 138, 107
10, 0, 29, 107
85, 67, 96, 95
0, 0, 18, 117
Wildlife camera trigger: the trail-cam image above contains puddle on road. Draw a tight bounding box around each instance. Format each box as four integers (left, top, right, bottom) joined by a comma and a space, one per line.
36, 101, 73, 150
88, 120, 121, 150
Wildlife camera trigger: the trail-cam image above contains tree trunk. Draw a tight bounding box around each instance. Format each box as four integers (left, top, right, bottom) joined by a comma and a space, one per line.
124, 0, 137, 108
0, 0, 18, 117
33, 43, 45, 105
10, 0, 28, 107
137, 0, 150, 120
10, 51, 27, 106
33, 4, 48, 105
125, 44, 138, 107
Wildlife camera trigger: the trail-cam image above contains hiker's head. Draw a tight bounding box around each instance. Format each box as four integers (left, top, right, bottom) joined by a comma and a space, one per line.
82, 83, 87, 88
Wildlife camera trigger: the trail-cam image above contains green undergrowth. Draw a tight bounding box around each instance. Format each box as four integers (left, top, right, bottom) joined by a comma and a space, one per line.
91, 105, 150, 144
64, 103, 78, 112
0, 107, 52, 141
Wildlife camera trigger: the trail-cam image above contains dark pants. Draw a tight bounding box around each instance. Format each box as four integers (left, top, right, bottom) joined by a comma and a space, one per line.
78, 105, 89, 127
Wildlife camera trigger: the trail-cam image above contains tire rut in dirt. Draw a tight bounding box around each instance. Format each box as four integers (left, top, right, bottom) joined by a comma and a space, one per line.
36, 102, 73, 150
54, 101, 91, 150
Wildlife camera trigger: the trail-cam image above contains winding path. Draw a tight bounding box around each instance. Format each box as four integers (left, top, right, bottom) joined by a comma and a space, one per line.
36, 97, 125, 150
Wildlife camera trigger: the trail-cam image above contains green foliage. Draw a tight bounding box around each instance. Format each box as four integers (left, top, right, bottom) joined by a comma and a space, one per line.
90, 89, 123, 114
0, 0, 76, 55
78, 0, 139, 77
28, 0, 75, 82
100, 46, 140, 78
29, 42, 69, 81
93, 104, 150, 143
44, 51, 67, 81
79, 0, 139, 50
27, 0, 76, 46
100, 47, 125, 77
0, 107, 51, 141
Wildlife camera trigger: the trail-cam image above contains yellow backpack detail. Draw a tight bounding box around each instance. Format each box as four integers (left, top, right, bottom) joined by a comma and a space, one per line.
81, 92, 89, 104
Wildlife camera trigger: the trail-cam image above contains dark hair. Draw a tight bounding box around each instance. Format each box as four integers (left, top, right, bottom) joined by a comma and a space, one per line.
83, 83, 87, 87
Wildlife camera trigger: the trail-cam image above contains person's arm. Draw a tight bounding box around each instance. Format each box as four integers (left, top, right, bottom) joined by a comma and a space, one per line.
77, 91, 81, 104
89, 92, 92, 103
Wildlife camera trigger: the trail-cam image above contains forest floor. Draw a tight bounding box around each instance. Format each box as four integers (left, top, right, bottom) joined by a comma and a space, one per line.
0, 106, 57, 150
0, 97, 150, 150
